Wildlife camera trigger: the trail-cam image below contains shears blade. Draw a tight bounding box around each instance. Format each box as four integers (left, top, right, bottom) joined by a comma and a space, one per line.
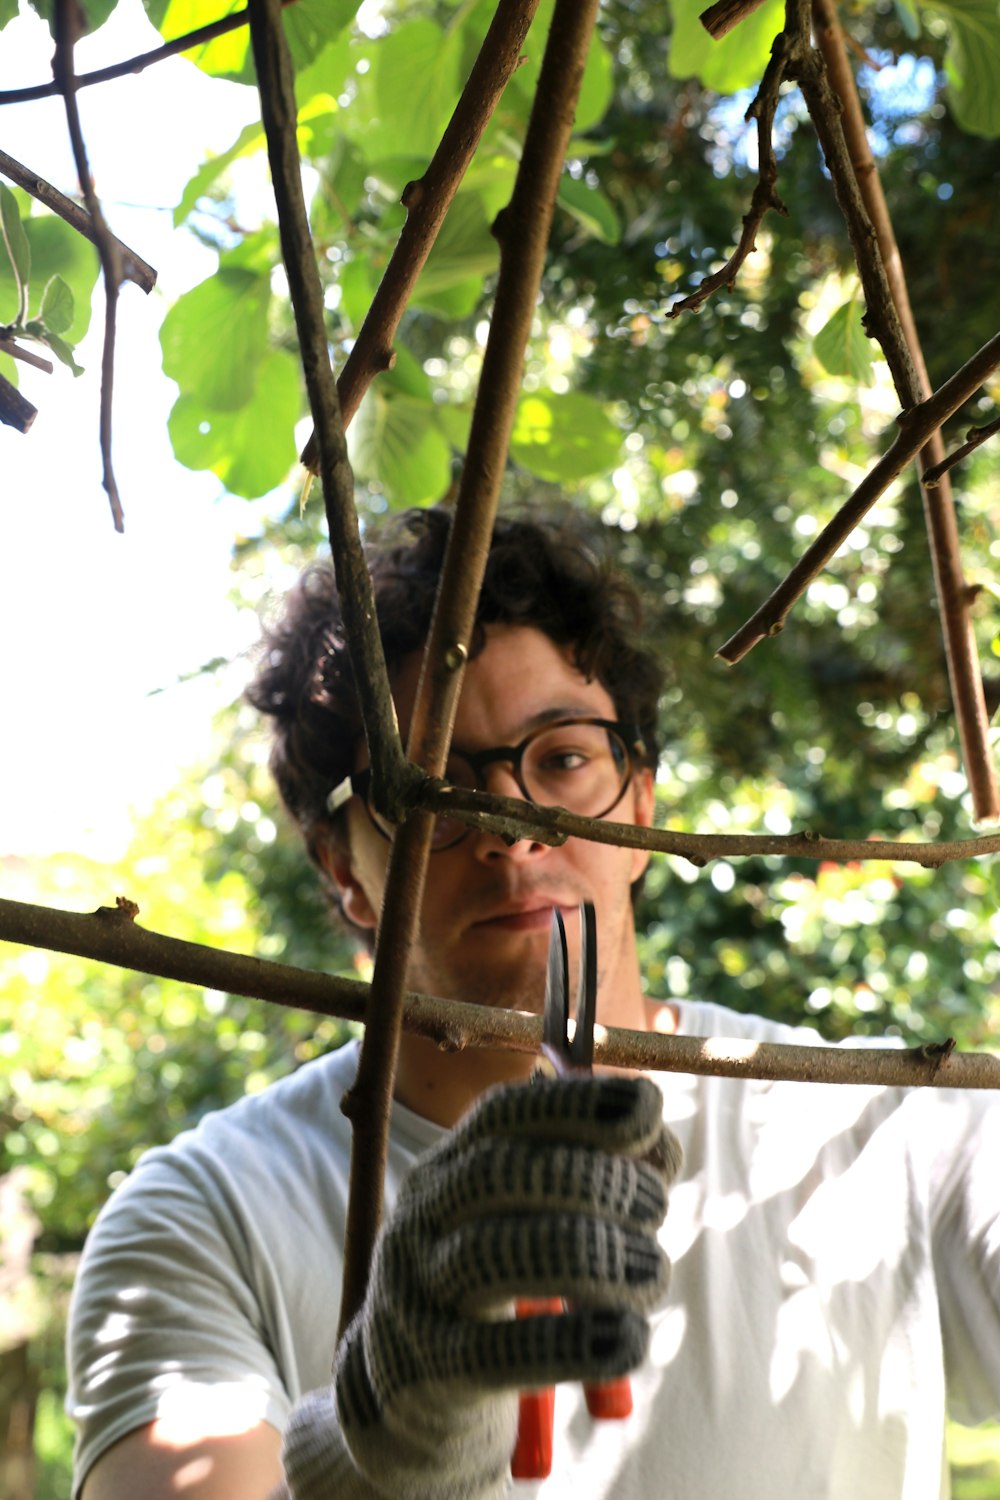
542, 902, 597, 1073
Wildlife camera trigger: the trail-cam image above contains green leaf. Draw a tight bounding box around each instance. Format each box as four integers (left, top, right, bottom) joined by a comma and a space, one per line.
557, 175, 621, 246
0, 184, 31, 324
667, 0, 786, 92
363, 19, 465, 161
160, 269, 271, 410
510, 0, 615, 133
168, 349, 302, 497
893, 0, 921, 41
174, 121, 267, 227
337, 256, 378, 333
349, 389, 452, 506
19, 215, 98, 342
0, 0, 19, 31
412, 193, 498, 313
931, 0, 1000, 139
29, 0, 120, 37
38, 274, 75, 335
37, 329, 85, 377
149, 0, 357, 84
813, 300, 876, 386
509, 391, 622, 483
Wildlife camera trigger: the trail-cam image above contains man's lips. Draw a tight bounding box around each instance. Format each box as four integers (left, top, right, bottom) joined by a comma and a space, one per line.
471, 901, 573, 933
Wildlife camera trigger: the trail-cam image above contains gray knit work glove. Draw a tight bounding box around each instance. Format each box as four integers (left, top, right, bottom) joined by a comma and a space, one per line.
281, 1074, 682, 1500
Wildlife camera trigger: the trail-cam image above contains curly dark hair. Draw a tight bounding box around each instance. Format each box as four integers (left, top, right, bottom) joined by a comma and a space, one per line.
247, 505, 665, 906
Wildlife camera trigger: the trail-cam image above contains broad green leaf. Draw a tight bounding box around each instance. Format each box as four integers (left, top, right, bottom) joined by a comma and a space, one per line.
557, 175, 621, 246
0, 184, 31, 323
19, 216, 98, 342
29, 0, 120, 37
295, 30, 352, 109
349, 388, 452, 506
29, 326, 85, 376
38, 274, 75, 335
894, 0, 922, 41
168, 349, 302, 497
337, 256, 378, 332
412, 193, 498, 311
509, 391, 622, 483
379, 344, 432, 401
931, 0, 1000, 138
510, 0, 615, 133
160, 269, 271, 410
813, 300, 876, 386
174, 121, 267, 227
668, 0, 785, 92
364, 19, 465, 161
150, 0, 357, 84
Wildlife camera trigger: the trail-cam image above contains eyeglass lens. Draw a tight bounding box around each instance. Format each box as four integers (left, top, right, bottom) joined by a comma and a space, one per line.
428, 720, 631, 849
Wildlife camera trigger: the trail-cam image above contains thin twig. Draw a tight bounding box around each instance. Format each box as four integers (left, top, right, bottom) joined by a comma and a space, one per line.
667, 4, 791, 319
247, 0, 419, 1338
335, 0, 606, 1340
0, 337, 54, 373
805, 0, 998, 819
2, 895, 999, 1090
718, 330, 1000, 661
300, 0, 541, 469
245, 0, 404, 810
700, 0, 772, 42
418, 780, 1000, 867
0, 149, 156, 293
0, 370, 36, 430
53, 0, 124, 532
0, 0, 298, 106
923, 415, 1000, 489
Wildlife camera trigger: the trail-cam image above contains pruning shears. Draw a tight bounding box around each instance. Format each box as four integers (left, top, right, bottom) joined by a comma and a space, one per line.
511, 901, 633, 1482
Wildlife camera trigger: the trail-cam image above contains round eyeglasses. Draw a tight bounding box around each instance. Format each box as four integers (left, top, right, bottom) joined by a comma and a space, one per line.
349, 718, 645, 852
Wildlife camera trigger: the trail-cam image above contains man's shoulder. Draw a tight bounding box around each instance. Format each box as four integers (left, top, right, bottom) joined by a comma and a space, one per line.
673, 999, 826, 1047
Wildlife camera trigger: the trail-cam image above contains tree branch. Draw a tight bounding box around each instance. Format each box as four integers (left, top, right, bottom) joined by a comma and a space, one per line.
2, 894, 999, 1090
699, 0, 772, 41
923, 415, 1000, 490
300, 0, 542, 468
0, 370, 36, 431
0, 336, 54, 374
53, 0, 124, 532
808, 0, 998, 821
418, 780, 1000, 867
667, 1, 792, 319
0, 0, 298, 106
0, 148, 156, 293
246, 0, 406, 818
334, 0, 605, 1340
718, 330, 1000, 661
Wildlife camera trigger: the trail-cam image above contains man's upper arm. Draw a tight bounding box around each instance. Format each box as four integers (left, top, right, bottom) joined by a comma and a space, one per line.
80, 1415, 284, 1500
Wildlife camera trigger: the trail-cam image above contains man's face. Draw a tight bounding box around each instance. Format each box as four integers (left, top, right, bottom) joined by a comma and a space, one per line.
335, 624, 654, 1020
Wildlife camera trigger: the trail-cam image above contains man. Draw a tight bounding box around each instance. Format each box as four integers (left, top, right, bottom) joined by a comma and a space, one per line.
68, 505, 1000, 1499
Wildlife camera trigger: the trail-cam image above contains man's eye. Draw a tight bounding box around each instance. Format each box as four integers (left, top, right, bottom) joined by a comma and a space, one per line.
538, 748, 589, 773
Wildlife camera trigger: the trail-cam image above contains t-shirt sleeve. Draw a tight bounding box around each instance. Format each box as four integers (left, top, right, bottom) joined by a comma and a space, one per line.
66, 1146, 293, 1496
928, 1088, 1000, 1425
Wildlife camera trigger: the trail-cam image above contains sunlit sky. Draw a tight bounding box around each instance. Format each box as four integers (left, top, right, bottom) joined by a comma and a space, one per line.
1, 0, 279, 860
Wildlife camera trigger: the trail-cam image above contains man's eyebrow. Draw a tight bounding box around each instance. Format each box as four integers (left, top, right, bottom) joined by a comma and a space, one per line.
453, 705, 605, 752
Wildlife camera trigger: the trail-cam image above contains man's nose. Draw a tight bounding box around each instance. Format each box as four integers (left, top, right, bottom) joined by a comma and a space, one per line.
472, 765, 547, 859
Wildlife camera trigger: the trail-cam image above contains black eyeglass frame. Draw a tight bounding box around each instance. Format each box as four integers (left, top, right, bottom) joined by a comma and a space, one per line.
345, 717, 647, 853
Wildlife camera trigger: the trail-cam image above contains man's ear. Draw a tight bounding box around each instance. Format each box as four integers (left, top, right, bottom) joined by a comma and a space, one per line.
629, 767, 655, 884
317, 832, 379, 933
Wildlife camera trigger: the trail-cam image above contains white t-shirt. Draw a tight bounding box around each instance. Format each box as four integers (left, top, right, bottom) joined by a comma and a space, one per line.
66, 1002, 1000, 1499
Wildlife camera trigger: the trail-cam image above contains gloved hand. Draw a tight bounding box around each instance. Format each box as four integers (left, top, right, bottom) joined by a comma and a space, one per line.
281, 1073, 681, 1500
